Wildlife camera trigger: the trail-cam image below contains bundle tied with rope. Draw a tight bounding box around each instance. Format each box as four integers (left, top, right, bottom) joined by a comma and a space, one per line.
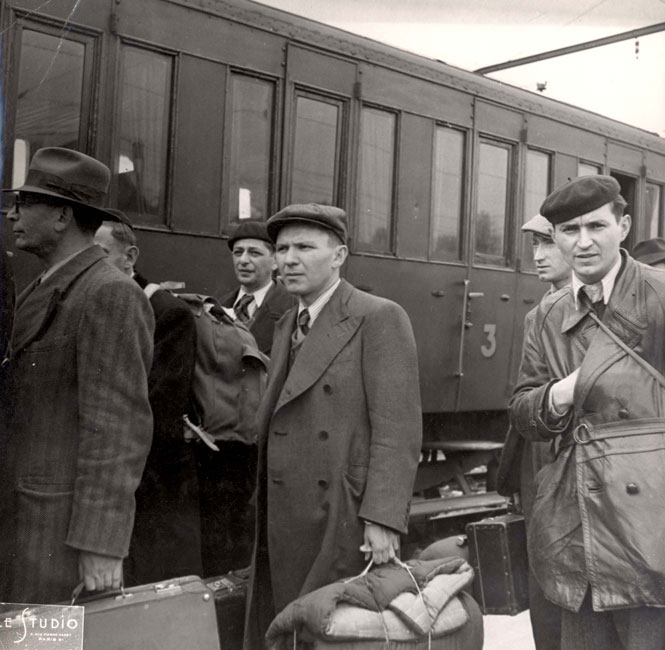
265, 555, 481, 650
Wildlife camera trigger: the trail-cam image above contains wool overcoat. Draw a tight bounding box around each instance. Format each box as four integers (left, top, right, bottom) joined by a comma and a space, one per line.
222, 281, 296, 355
510, 252, 665, 612
244, 279, 422, 646
0, 246, 154, 603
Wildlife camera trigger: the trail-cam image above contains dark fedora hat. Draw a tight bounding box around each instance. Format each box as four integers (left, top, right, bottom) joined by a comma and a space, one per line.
227, 221, 272, 250
633, 238, 665, 266
266, 203, 347, 244
3, 147, 120, 222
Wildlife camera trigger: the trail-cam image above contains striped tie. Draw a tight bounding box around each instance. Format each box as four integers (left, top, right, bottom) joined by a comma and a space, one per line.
298, 308, 311, 337
234, 294, 254, 324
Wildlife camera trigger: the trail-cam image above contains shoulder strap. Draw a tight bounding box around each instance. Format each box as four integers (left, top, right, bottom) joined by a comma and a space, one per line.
588, 310, 665, 390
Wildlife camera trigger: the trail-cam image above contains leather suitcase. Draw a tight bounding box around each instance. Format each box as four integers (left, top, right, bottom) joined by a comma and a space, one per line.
205, 570, 248, 650
465, 513, 529, 615
80, 575, 221, 649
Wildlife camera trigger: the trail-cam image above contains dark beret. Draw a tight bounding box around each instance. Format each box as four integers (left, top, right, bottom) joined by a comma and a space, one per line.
266, 203, 347, 244
541, 175, 621, 225
227, 221, 272, 250
633, 238, 665, 266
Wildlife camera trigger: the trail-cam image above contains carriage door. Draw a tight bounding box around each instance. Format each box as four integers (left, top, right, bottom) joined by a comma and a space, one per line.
457, 103, 521, 412
608, 144, 642, 251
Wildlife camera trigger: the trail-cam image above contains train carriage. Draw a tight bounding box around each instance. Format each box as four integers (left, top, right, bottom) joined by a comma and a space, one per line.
3, 0, 665, 537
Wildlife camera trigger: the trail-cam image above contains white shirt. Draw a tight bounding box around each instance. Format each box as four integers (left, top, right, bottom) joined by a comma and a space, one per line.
571, 255, 622, 309
234, 280, 273, 320
298, 279, 341, 327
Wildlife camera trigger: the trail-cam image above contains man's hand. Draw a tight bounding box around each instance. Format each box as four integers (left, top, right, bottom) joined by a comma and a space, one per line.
361, 522, 399, 564
78, 551, 123, 591
550, 368, 580, 414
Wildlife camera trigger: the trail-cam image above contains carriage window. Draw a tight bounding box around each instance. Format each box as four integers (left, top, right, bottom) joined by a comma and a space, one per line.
647, 183, 663, 238
578, 161, 601, 176
522, 150, 552, 271
431, 126, 464, 261
357, 107, 396, 253
291, 95, 342, 205
12, 29, 86, 187
228, 75, 274, 222
115, 45, 173, 224
475, 140, 511, 265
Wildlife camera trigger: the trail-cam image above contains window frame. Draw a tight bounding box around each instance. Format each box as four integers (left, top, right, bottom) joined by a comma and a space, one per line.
354, 102, 400, 256
646, 180, 664, 238
287, 87, 348, 208
222, 68, 279, 231
429, 122, 467, 263
110, 36, 178, 229
7, 14, 101, 176
473, 135, 517, 268
578, 160, 603, 176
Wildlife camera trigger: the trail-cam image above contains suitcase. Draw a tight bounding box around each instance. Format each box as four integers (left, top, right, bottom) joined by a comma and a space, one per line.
465, 513, 529, 615
79, 575, 221, 649
205, 569, 248, 650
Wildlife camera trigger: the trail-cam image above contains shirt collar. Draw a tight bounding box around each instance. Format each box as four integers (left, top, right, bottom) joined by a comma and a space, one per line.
298, 278, 341, 326
236, 280, 273, 308
571, 254, 622, 310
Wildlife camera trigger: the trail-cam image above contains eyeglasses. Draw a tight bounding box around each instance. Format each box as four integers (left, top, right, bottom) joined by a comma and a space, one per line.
4, 193, 57, 213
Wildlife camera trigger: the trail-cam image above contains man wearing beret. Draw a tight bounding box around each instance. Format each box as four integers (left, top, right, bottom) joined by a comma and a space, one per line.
498, 213, 569, 650
0, 148, 154, 603
222, 221, 295, 356
510, 175, 665, 649
244, 203, 422, 645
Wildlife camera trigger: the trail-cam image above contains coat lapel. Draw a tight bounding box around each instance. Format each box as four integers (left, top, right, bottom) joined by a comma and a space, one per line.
11, 246, 105, 354
574, 253, 646, 405
274, 281, 362, 413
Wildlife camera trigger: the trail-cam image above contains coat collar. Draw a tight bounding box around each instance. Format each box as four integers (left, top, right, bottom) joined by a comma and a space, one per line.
271, 279, 362, 413
12, 246, 106, 354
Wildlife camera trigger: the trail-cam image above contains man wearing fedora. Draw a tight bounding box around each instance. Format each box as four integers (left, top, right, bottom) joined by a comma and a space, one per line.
0, 148, 154, 603
244, 204, 422, 645
632, 237, 665, 269
222, 221, 295, 356
510, 176, 665, 649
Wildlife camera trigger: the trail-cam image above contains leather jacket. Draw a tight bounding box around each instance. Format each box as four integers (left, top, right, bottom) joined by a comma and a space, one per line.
509, 251, 665, 611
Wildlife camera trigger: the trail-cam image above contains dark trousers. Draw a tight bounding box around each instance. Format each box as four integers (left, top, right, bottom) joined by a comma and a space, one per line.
196, 441, 257, 577
561, 589, 665, 650
529, 569, 562, 650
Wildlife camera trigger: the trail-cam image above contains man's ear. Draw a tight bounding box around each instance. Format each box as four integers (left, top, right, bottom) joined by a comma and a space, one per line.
619, 214, 631, 242
53, 204, 75, 232
126, 245, 140, 269
332, 244, 348, 269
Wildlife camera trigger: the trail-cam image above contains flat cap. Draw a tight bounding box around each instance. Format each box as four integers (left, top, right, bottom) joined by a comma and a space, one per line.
104, 208, 133, 227
227, 221, 272, 250
633, 237, 665, 266
541, 175, 621, 225
522, 214, 553, 237
266, 203, 347, 244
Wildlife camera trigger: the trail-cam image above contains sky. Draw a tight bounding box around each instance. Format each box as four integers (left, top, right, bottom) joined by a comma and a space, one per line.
257, 0, 665, 137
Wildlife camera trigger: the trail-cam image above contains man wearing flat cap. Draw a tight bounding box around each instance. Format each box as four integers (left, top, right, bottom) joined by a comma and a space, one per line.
0, 148, 154, 603
244, 203, 422, 645
633, 237, 665, 269
498, 213, 570, 650
510, 175, 665, 648
222, 221, 295, 356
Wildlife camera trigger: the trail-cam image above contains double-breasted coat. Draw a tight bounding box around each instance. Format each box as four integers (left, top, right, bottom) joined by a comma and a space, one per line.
0, 246, 154, 603
222, 281, 296, 355
244, 279, 422, 646
510, 251, 665, 612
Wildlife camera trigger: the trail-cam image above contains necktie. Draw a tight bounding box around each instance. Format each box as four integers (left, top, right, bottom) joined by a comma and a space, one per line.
582, 282, 603, 305
298, 309, 311, 337
234, 294, 254, 324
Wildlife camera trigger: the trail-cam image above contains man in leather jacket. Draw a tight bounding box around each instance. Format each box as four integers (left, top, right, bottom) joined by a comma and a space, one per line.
509, 175, 665, 650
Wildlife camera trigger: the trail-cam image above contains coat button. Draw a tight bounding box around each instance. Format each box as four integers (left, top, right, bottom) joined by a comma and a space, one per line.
323, 384, 332, 394
626, 483, 639, 495
318, 479, 328, 489
318, 430, 329, 441
618, 408, 629, 419
271, 477, 284, 485
273, 430, 287, 436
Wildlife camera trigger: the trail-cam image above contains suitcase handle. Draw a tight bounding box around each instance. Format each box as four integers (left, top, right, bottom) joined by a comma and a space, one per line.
70, 581, 129, 605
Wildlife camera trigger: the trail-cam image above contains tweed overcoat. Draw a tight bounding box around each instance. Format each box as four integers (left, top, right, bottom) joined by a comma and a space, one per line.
244, 279, 422, 646
222, 281, 296, 355
509, 252, 665, 612
0, 246, 154, 603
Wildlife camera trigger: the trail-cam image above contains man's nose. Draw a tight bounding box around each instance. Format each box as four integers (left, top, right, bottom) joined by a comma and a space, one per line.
238, 251, 251, 264
577, 227, 592, 248
6, 206, 18, 221
533, 244, 545, 261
